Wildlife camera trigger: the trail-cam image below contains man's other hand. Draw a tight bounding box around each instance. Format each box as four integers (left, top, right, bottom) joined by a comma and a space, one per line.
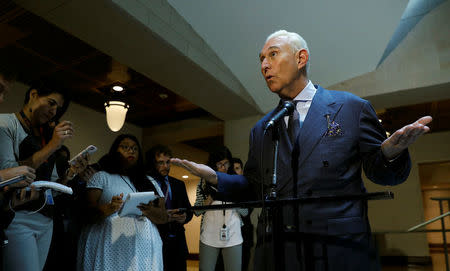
381, 116, 432, 160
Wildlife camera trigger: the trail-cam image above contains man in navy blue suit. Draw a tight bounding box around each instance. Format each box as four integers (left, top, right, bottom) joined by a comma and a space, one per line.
172, 30, 432, 271
146, 145, 193, 271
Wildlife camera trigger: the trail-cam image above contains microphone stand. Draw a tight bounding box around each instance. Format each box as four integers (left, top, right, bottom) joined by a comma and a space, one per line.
266, 124, 285, 270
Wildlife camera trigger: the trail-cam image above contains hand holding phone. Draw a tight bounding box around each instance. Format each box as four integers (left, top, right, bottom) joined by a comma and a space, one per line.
69, 145, 97, 165
66, 145, 97, 181
167, 209, 187, 224
0, 175, 27, 189
0, 166, 36, 185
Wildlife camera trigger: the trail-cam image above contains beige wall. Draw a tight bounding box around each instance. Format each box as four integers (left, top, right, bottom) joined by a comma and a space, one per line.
224, 114, 263, 164
365, 131, 450, 256
1, 81, 143, 163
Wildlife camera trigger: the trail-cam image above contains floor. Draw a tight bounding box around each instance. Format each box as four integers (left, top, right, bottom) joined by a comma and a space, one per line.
187, 252, 448, 271
382, 252, 447, 271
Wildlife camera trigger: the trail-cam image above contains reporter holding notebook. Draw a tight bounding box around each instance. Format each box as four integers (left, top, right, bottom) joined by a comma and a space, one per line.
77, 134, 166, 271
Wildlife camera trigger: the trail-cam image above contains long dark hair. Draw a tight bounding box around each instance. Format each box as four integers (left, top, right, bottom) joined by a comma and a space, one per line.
207, 146, 234, 174
98, 134, 154, 192
24, 80, 71, 121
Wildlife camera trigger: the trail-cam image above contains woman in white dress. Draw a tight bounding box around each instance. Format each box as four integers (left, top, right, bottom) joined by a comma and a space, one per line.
77, 134, 167, 271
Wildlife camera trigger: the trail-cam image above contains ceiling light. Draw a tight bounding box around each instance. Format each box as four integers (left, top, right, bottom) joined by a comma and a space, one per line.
159, 93, 168, 99
112, 85, 124, 92
104, 101, 129, 132
182, 175, 189, 179
378, 119, 382, 123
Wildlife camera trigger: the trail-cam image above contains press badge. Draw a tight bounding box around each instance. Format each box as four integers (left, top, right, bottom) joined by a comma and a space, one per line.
45, 189, 54, 205
220, 224, 230, 241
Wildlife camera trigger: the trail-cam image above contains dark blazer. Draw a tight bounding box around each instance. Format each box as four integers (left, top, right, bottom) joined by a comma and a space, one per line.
217, 86, 411, 271
155, 176, 193, 271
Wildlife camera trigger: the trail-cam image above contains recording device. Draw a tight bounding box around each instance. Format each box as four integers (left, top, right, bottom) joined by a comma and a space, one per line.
68, 145, 97, 165
0, 175, 26, 188
264, 101, 295, 131
25, 181, 73, 195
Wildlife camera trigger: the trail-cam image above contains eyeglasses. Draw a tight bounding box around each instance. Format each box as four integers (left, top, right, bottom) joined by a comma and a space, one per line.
119, 145, 139, 153
156, 160, 171, 166
216, 161, 230, 169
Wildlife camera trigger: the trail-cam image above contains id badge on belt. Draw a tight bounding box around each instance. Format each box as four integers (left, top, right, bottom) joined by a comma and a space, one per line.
44, 189, 54, 205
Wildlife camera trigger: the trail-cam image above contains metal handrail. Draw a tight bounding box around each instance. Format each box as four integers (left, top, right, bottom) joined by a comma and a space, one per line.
408, 211, 450, 232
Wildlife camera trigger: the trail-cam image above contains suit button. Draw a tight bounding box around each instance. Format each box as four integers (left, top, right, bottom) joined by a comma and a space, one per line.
323, 161, 329, 167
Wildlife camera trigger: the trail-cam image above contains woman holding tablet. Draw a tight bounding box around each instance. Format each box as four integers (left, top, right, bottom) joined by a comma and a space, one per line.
78, 134, 166, 271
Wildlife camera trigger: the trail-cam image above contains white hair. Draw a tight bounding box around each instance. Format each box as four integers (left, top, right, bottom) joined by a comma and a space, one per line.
266, 30, 310, 75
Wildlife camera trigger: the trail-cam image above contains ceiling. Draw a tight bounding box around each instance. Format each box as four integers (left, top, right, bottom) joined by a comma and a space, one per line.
0, 0, 215, 127
378, 98, 450, 134
167, 0, 409, 112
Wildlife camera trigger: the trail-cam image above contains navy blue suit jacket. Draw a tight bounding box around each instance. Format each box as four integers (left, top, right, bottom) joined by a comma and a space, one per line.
216, 86, 411, 270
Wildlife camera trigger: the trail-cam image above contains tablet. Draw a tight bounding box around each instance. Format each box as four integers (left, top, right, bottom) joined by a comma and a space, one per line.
118, 192, 157, 217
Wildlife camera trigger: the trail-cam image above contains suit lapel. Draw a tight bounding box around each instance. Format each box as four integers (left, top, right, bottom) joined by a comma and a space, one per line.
297, 86, 343, 167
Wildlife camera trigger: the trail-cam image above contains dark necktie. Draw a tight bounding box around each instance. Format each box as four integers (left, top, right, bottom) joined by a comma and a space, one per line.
159, 179, 168, 196
287, 100, 300, 145
158, 178, 172, 209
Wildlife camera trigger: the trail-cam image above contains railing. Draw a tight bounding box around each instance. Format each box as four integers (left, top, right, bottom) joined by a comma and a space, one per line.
377, 197, 450, 271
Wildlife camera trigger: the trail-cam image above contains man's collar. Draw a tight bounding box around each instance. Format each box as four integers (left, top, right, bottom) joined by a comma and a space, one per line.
293, 80, 316, 101
155, 174, 168, 182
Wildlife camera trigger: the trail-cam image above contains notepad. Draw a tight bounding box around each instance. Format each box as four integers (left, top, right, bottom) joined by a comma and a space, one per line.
118, 192, 157, 217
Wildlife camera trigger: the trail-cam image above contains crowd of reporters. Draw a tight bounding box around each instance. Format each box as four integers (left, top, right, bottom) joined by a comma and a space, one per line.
0, 74, 252, 271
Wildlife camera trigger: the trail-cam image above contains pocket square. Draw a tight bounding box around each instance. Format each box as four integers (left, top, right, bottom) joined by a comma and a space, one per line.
325, 115, 343, 137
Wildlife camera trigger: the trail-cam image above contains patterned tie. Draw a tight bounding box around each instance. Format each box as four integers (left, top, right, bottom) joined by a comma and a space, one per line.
287, 100, 300, 145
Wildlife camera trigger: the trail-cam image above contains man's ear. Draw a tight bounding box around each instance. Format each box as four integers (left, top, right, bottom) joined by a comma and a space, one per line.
296, 49, 309, 70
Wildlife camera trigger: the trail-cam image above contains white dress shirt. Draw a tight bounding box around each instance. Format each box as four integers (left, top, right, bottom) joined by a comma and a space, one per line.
284, 80, 317, 127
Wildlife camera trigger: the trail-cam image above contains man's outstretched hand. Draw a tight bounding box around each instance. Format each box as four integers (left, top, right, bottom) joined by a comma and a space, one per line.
170, 158, 218, 185
381, 116, 432, 160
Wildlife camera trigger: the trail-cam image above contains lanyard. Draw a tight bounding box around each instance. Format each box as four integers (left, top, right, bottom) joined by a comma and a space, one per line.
19, 110, 33, 133
147, 176, 164, 197
222, 201, 226, 227
120, 175, 137, 193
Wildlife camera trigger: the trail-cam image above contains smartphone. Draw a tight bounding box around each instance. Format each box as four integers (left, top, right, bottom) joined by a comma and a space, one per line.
174, 208, 187, 214
69, 145, 97, 165
0, 175, 26, 188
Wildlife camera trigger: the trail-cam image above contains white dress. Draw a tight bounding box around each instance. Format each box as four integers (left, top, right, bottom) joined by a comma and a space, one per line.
77, 171, 163, 271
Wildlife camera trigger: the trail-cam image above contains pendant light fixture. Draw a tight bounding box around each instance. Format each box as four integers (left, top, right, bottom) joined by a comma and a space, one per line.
104, 84, 129, 132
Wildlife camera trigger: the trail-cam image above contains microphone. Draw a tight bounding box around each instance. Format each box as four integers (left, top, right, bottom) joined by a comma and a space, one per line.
264, 101, 295, 131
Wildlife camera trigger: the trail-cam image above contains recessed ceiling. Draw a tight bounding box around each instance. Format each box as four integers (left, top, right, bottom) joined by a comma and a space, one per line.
378, 98, 450, 135
0, 0, 215, 127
